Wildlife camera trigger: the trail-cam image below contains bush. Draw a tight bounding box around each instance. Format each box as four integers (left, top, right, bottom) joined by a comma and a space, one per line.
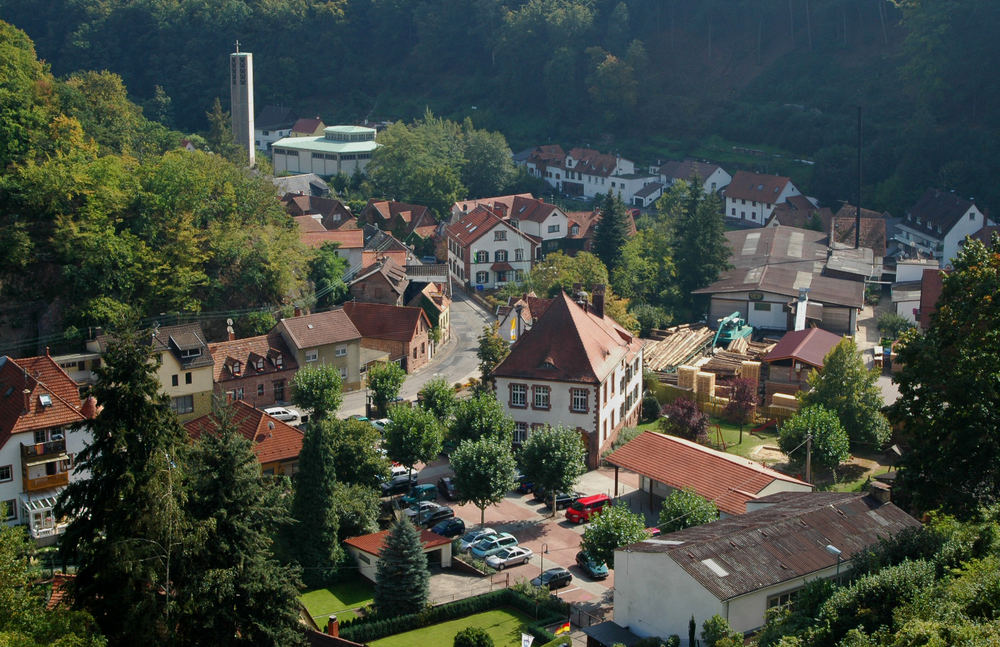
454, 626, 494, 647
641, 392, 660, 423
777, 405, 850, 475
876, 312, 914, 339
701, 614, 741, 647
659, 398, 708, 443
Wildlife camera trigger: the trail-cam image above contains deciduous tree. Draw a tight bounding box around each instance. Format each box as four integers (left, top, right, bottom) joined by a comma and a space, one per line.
724, 377, 758, 443
450, 391, 515, 446
450, 438, 517, 526
368, 361, 406, 417
374, 518, 430, 617
418, 376, 458, 422
384, 405, 443, 480
778, 405, 850, 478
454, 626, 495, 647
291, 364, 343, 422
476, 323, 509, 384
328, 418, 391, 487
519, 425, 587, 515
659, 398, 708, 443
580, 503, 649, 568
658, 487, 719, 533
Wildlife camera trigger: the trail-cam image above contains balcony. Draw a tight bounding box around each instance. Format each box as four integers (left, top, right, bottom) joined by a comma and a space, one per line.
21, 438, 67, 463
23, 471, 69, 492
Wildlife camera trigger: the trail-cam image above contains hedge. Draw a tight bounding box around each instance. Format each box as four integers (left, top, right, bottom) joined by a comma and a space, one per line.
339, 588, 569, 644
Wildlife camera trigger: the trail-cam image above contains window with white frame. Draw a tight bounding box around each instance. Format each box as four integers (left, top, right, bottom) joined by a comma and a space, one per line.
510, 383, 527, 407
515, 248, 524, 261
547, 224, 560, 233
494, 230, 507, 241
475, 271, 489, 284
571, 388, 588, 413
514, 422, 528, 444
495, 249, 508, 262
0, 465, 11, 483
305, 349, 318, 362
339, 367, 347, 380
475, 250, 489, 263
533, 385, 550, 409
335, 345, 347, 357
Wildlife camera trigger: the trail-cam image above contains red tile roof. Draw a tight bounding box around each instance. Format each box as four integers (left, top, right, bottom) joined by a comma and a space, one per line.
343, 528, 451, 555
293, 214, 328, 233
184, 401, 304, 465
452, 194, 533, 218
207, 332, 299, 383
764, 328, 843, 368
492, 291, 642, 384
658, 159, 723, 183
279, 309, 361, 349
919, 268, 947, 330
446, 206, 536, 249
342, 302, 430, 343
46, 573, 76, 610
292, 117, 324, 134
359, 250, 410, 271
300, 230, 364, 250
508, 195, 563, 224
725, 170, 793, 203
567, 148, 620, 177
606, 431, 811, 516
0, 355, 86, 450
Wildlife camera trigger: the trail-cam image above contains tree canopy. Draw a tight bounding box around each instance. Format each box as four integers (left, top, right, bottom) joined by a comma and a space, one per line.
519, 425, 587, 515
384, 405, 443, 478
778, 405, 851, 478
367, 361, 406, 418
450, 438, 517, 526
449, 391, 515, 446
374, 519, 430, 617
658, 487, 719, 533
580, 503, 649, 568
291, 363, 343, 423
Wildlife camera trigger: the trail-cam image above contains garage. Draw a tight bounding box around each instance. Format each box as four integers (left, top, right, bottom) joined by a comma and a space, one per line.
343, 528, 453, 583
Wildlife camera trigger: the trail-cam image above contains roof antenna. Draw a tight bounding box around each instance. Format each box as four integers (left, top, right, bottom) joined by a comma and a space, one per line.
234, 40, 240, 53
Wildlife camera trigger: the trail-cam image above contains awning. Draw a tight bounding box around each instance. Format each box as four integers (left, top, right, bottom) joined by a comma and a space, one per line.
490, 262, 514, 272
20, 493, 61, 512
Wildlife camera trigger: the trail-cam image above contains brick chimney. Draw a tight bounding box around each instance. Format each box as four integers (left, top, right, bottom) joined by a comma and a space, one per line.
293, 306, 302, 317
492, 202, 508, 219
80, 395, 98, 420
591, 284, 606, 318
869, 480, 891, 504
326, 615, 339, 637
22, 388, 30, 414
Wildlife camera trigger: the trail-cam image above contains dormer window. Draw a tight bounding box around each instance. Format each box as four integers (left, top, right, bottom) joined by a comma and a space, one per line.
275, 354, 283, 368
232, 361, 242, 375
180, 348, 202, 359
256, 358, 264, 370
39, 394, 52, 408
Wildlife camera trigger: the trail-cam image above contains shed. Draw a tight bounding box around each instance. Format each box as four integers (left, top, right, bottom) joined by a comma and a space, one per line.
762, 328, 843, 403
343, 528, 452, 582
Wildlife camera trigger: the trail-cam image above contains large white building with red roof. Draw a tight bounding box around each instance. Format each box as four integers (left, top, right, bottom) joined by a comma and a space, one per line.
0, 354, 96, 542
724, 171, 803, 226
491, 288, 644, 468
446, 205, 538, 289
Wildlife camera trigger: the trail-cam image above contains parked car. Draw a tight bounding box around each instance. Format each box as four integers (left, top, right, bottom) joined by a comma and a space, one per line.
565, 493, 611, 523
514, 473, 534, 494
263, 406, 300, 426
470, 532, 518, 558
531, 567, 573, 589
418, 506, 455, 527
575, 551, 609, 580
431, 517, 466, 538
379, 473, 417, 496
534, 488, 582, 509
371, 418, 390, 432
485, 546, 533, 570
400, 483, 437, 506
389, 463, 408, 479
459, 528, 497, 552
646, 527, 661, 537
437, 477, 459, 501
404, 500, 442, 519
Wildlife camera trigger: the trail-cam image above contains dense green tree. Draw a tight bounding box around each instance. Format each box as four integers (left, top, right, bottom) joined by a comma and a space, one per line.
876, 311, 914, 339
57, 328, 189, 646
895, 236, 1000, 517
308, 242, 349, 309
592, 193, 632, 273
476, 322, 510, 384
450, 391, 515, 446
658, 487, 719, 533
367, 361, 406, 418
580, 503, 649, 568
418, 376, 457, 422
332, 482, 382, 539
450, 438, 517, 526
384, 405, 443, 480
58, 70, 143, 156
514, 251, 609, 299
374, 518, 430, 617
288, 422, 341, 587
519, 425, 587, 515
291, 363, 343, 423
800, 338, 890, 449
778, 405, 850, 478
205, 97, 241, 162
461, 126, 516, 198
175, 409, 305, 647
454, 626, 495, 647
701, 615, 741, 647
612, 226, 678, 315
327, 418, 391, 487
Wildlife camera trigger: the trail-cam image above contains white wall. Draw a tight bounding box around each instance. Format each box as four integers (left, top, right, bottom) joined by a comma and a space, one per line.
726, 563, 845, 634
895, 298, 920, 324
495, 377, 598, 436
255, 127, 291, 151
726, 182, 800, 226
942, 205, 985, 267
895, 259, 939, 283
456, 224, 534, 289
516, 210, 568, 242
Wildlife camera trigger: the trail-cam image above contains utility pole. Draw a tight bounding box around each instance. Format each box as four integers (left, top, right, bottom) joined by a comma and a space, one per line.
805, 434, 813, 484
856, 106, 862, 249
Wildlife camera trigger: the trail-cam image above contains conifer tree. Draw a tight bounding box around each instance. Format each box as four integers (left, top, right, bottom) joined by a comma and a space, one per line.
288, 420, 342, 587
57, 328, 189, 646
592, 192, 631, 273
374, 518, 430, 617
175, 406, 305, 646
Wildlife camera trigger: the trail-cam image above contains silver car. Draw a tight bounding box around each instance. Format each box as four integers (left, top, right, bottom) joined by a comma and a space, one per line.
485, 546, 533, 570
458, 527, 497, 552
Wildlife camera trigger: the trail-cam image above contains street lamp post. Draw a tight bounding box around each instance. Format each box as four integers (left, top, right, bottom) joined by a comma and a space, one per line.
540, 542, 549, 577
825, 544, 843, 580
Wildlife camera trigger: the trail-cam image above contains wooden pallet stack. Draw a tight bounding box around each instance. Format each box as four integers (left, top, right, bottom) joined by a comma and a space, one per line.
644, 324, 714, 372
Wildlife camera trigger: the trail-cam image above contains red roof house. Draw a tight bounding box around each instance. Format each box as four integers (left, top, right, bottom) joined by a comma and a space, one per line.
343, 528, 452, 582
185, 401, 304, 475
341, 301, 432, 373
763, 328, 844, 404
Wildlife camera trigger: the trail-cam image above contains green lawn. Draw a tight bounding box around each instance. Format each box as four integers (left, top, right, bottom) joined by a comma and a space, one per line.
300, 578, 375, 626
636, 416, 780, 460
368, 608, 537, 647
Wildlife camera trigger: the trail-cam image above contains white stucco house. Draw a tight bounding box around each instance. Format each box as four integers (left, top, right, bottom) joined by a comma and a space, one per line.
724, 171, 803, 226
612, 490, 921, 645
271, 125, 378, 177
892, 188, 990, 268
446, 205, 537, 290
653, 159, 732, 196
890, 258, 939, 325
491, 289, 644, 468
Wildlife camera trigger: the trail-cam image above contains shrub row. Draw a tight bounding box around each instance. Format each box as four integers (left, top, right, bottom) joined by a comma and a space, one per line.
339, 588, 567, 644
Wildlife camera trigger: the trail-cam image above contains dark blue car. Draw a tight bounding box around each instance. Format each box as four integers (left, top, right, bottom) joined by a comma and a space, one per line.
431, 517, 466, 538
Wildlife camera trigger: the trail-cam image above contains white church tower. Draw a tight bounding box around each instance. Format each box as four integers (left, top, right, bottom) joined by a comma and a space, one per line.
229, 43, 255, 167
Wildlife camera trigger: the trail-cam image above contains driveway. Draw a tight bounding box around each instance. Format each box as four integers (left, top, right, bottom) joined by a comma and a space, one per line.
339, 290, 493, 416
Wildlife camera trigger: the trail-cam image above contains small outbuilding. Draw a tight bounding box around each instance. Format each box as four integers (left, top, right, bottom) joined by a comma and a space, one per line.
343, 528, 452, 582
762, 327, 843, 404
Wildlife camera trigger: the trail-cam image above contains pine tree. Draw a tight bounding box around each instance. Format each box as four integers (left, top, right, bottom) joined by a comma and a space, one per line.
56, 328, 189, 646
288, 420, 342, 587
374, 518, 430, 617
175, 406, 306, 647
592, 192, 631, 273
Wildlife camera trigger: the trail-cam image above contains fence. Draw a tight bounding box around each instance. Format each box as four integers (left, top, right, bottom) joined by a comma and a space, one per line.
569, 603, 609, 628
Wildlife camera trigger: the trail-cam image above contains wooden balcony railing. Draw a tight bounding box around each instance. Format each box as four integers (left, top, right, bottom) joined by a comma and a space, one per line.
23, 472, 69, 492
21, 438, 67, 460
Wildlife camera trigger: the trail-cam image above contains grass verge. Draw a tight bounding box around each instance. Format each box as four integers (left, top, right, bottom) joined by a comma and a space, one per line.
300, 578, 375, 626
368, 608, 536, 647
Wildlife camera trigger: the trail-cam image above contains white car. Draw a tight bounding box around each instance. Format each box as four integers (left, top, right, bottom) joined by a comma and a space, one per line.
458, 527, 497, 552
372, 418, 391, 432
485, 546, 533, 570
263, 406, 300, 426
404, 501, 442, 518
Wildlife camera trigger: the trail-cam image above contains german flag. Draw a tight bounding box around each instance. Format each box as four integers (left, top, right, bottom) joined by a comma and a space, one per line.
554, 620, 571, 635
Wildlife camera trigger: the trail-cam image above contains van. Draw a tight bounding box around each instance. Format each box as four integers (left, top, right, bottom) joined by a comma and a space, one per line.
263, 406, 301, 426
565, 493, 611, 523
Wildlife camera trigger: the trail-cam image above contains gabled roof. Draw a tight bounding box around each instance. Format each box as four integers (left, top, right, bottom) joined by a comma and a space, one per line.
348, 257, 409, 295
634, 182, 664, 199
272, 173, 329, 198
0, 355, 87, 448
364, 199, 431, 226
185, 401, 304, 465
831, 216, 887, 256
300, 230, 364, 250
446, 206, 536, 248
764, 328, 843, 368
291, 117, 324, 134
452, 194, 533, 217
919, 268, 947, 330
725, 170, 793, 203
293, 214, 328, 233
905, 188, 981, 238
138, 323, 214, 369
622, 491, 920, 601
567, 148, 621, 177
343, 528, 451, 556
658, 159, 723, 183
509, 196, 564, 224
526, 144, 566, 166
492, 291, 642, 384
496, 294, 553, 326
606, 431, 811, 516
278, 309, 361, 349
284, 195, 356, 230
408, 282, 451, 313
256, 105, 297, 130
342, 302, 430, 343
767, 200, 834, 231
207, 332, 299, 383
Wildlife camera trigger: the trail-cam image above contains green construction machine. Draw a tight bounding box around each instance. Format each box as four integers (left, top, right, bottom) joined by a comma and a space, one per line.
712, 312, 753, 348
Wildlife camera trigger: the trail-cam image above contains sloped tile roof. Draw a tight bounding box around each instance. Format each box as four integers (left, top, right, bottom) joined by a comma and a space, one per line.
446, 206, 535, 249
452, 194, 533, 217
725, 170, 793, 203
567, 148, 620, 177
0, 355, 86, 449
764, 328, 843, 368
292, 117, 324, 134
624, 491, 920, 600
350, 257, 409, 295
256, 105, 297, 130
342, 302, 429, 343
906, 188, 981, 238
343, 528, 451, 555
293, 214, 328, 233
659, 159, 723, 183
300, 230, 364, 250
279, 309, 361, 349
509, 195, 563, 224
46, 573, 76, 610
207, 332, 299, 383
606, 431, 811, 516
185, 401, 304, 465
491, 291, 642, 384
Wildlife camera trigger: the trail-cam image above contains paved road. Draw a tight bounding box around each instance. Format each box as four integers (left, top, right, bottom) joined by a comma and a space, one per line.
339, 290, 493, 417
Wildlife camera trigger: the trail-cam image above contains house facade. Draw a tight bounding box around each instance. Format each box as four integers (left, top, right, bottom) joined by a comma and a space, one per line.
342, 302, 433, 373
446, 206, 537, 290
407, 282, 452, 343
654, 159, 732, 195
274, 309, 364, 391
0, 354, 94, 543
724, 171, 802, 226
254, 104, 296, 151
272, 125, 378, 177
491, 289, 644, 467
347, 257, 409, 306
207, 332, 300, 409
893, 189, 988, 267
495, 294, 553, 345
185, 401, 304, 476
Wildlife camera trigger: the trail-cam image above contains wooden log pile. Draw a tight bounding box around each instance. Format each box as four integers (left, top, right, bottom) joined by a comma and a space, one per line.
644, 324, 714, 372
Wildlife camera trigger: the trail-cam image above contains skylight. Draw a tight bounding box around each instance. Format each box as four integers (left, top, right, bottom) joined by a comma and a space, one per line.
39, 394, 52, 407
701, 558, 730, 577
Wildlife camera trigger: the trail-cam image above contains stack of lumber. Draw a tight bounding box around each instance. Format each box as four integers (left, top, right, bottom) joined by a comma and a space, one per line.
677, 366, 699, 390
643, 324, 714, 371
701, 350, 754, 377
695, 372, 716, 403
728, 336, 777, 359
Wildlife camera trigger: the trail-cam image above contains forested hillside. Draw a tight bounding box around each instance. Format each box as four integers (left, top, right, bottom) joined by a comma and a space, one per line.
2, 0, 998, 214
